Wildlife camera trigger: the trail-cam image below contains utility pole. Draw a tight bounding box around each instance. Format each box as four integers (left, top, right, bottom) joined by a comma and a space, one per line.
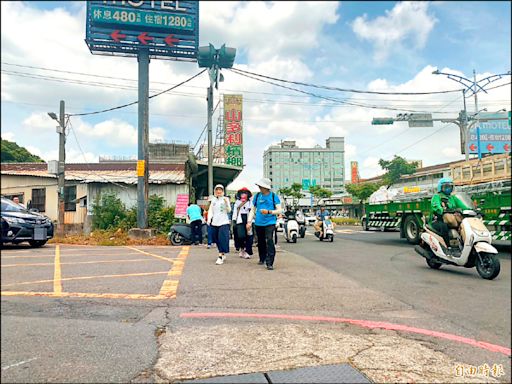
137, 48, 150, 229
58, 100, 65, 237
197, 43, 237, 196
207, 68, 214, 196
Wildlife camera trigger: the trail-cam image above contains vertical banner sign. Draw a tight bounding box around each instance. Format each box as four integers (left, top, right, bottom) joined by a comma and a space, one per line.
350, 161, 359, 184
224, 94, 243, 167
175, 193, 189, 219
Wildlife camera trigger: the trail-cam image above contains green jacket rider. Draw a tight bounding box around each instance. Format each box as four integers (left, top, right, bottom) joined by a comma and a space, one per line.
430, 177, 471, 247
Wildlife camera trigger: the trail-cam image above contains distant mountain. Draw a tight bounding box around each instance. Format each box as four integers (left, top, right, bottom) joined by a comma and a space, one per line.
1, 139, 45, 163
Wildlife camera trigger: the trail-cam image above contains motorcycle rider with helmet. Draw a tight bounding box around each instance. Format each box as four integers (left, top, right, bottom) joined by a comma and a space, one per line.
430, 177, 471, 249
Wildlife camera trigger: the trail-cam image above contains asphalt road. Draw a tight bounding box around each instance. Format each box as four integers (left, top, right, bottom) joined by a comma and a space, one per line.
1, 244, 184, 383
280, 225, 511, 376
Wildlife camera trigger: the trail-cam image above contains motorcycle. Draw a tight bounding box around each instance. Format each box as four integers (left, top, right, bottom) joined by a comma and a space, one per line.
295, 210, 307, 238
314, 216, 334, 242
283, 211, 299, 243
168, 222, 208, 246
414, 192, 500, 280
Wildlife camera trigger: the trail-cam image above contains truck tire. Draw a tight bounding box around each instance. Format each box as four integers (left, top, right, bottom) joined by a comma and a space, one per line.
362, 217, 369, 231
404, 215, 421, 244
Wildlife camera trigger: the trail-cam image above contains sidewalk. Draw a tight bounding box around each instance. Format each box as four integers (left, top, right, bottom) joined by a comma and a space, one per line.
144, 244, 503, 383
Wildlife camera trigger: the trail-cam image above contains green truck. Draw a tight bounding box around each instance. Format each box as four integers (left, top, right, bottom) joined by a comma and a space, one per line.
362, 180, 511, 244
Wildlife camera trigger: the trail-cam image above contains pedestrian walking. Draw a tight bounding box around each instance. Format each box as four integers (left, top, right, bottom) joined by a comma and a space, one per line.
186, 202, 203, 245
232, 187, 254, 259
247, 178, 283, 270
207, 184, 231, 265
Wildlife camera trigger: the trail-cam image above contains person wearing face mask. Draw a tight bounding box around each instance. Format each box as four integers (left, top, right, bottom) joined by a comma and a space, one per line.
430, 177, 470, 248
232, 187, 254, 259
207, 184, 232, 265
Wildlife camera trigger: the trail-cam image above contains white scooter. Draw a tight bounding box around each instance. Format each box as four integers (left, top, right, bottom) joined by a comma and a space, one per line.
283, 212, 299, 243
414, 192, 500, 280
314, 216, 334, 242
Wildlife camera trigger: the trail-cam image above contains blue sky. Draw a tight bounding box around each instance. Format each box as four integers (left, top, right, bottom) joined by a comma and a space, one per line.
1, 1, 511, 189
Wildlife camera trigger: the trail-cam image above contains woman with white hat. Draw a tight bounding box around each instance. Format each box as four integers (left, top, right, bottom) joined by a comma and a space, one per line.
207, 184, 231, 265
247, 178, 283, 270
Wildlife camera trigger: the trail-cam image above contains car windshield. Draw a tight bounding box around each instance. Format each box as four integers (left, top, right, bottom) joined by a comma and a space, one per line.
1, 199, 27, 213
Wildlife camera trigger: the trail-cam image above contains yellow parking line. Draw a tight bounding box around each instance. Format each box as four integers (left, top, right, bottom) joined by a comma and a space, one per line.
124, 246, 174, 263
0, 291, 173, 300
1, 258, 158, 268
54, 245, 62, 294
159, 246, 190, 297
1, 271, 168, 288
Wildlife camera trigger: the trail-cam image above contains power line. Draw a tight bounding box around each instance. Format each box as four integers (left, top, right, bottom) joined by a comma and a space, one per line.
68, 69, 206, 117
230, 67, 465, 95
229, 68, 463, 114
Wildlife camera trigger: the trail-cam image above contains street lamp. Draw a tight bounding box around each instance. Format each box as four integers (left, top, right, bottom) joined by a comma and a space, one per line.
48, 101, 67, 236
432, 68, 511, 161
197, 43, 237, 196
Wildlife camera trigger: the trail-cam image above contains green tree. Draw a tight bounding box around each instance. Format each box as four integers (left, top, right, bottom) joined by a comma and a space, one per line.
345, 182, 382, 203
378, 155, 419, 187
309, 185, 333, 199
1, 139, 45, 163
278, 183, 304, 207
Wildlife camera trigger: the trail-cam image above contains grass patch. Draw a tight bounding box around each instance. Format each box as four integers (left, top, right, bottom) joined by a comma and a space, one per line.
49, 229, 170, 246
331, 217, 361, 226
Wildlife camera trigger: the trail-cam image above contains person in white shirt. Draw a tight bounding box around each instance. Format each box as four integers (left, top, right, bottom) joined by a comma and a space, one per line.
207, 184, 231, 265
232, 187, 254, 259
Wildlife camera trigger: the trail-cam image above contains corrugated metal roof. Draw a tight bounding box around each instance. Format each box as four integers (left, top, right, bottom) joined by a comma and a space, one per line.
1, 169, 185, 184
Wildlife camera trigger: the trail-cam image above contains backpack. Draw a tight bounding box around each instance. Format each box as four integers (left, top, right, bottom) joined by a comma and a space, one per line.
254, 192, 276, 209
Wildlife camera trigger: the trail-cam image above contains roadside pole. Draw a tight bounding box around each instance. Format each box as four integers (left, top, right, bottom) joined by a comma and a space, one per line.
137, 48, 149, 229
207, 68, 214, 196
58, 100, 66, 237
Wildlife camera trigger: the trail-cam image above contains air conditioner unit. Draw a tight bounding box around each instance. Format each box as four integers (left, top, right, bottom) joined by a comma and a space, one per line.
48, 160, 59, 175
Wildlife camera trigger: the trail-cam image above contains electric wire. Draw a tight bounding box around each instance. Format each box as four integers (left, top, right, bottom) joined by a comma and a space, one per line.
230, 67, 464, 95
68, 69, 206, 116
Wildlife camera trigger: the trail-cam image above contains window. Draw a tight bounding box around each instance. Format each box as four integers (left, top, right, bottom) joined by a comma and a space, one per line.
64, 186, 77, 211
31, 188, 46, 212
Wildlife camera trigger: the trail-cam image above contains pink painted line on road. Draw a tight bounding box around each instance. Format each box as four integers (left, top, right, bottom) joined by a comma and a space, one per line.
180, 312, 511, 357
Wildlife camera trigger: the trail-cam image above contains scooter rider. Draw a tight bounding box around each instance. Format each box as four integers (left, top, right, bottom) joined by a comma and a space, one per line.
314, 204, 330, 238
430, 177, 471, 248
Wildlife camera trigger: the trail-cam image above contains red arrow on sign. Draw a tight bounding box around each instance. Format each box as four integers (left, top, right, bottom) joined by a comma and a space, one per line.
164, 34, 179, 47
137, 32, 153, 45
111, 30, 126, 42
469, 143, 477, 152
487, 143, 494, 152
504, 143, 510, 152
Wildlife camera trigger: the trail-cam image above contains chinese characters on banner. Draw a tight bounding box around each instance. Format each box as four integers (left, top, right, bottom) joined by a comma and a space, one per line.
224, 94, 243, 167
175, 194, 189, 219
350, 161, 359, 184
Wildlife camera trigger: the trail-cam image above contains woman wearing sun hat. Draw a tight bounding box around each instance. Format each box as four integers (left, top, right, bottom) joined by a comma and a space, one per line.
247, 178, 283, 270
207, 184, 231, 265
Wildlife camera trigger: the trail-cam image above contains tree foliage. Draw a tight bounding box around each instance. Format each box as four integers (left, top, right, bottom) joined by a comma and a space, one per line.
309, 185, 333, 199
92, 193, 175, 233
345, 182, 382, 203
278, 183, 304, 207
378, 155, 419, 187
1, 139, 45, 163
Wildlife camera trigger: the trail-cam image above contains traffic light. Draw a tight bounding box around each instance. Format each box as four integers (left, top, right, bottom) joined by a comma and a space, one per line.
197, 44, 216, 68
217, 44, 236, 68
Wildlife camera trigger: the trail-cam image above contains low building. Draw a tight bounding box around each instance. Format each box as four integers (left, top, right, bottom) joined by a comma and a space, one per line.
1, 144, 242, 233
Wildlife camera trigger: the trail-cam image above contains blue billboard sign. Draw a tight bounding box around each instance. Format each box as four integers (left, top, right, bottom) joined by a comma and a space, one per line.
85, 1, 199, 61
468, 112, 511, 155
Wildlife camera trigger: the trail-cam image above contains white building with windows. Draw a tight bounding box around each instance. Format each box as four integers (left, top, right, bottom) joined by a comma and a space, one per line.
263, 137, 345, 194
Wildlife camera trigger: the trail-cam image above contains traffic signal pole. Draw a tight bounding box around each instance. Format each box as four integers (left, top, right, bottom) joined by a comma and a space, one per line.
207, 68, 215, 196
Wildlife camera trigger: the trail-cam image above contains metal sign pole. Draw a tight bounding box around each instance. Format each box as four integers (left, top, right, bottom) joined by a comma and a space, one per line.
137, 48, 149, 229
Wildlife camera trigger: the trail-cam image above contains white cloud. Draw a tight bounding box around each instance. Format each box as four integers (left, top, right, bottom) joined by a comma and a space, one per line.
352, 2, 437, 62
2, 132, 15, 141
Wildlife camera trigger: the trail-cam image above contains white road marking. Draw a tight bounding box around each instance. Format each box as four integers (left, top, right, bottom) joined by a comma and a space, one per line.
2, 358, 38, 371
